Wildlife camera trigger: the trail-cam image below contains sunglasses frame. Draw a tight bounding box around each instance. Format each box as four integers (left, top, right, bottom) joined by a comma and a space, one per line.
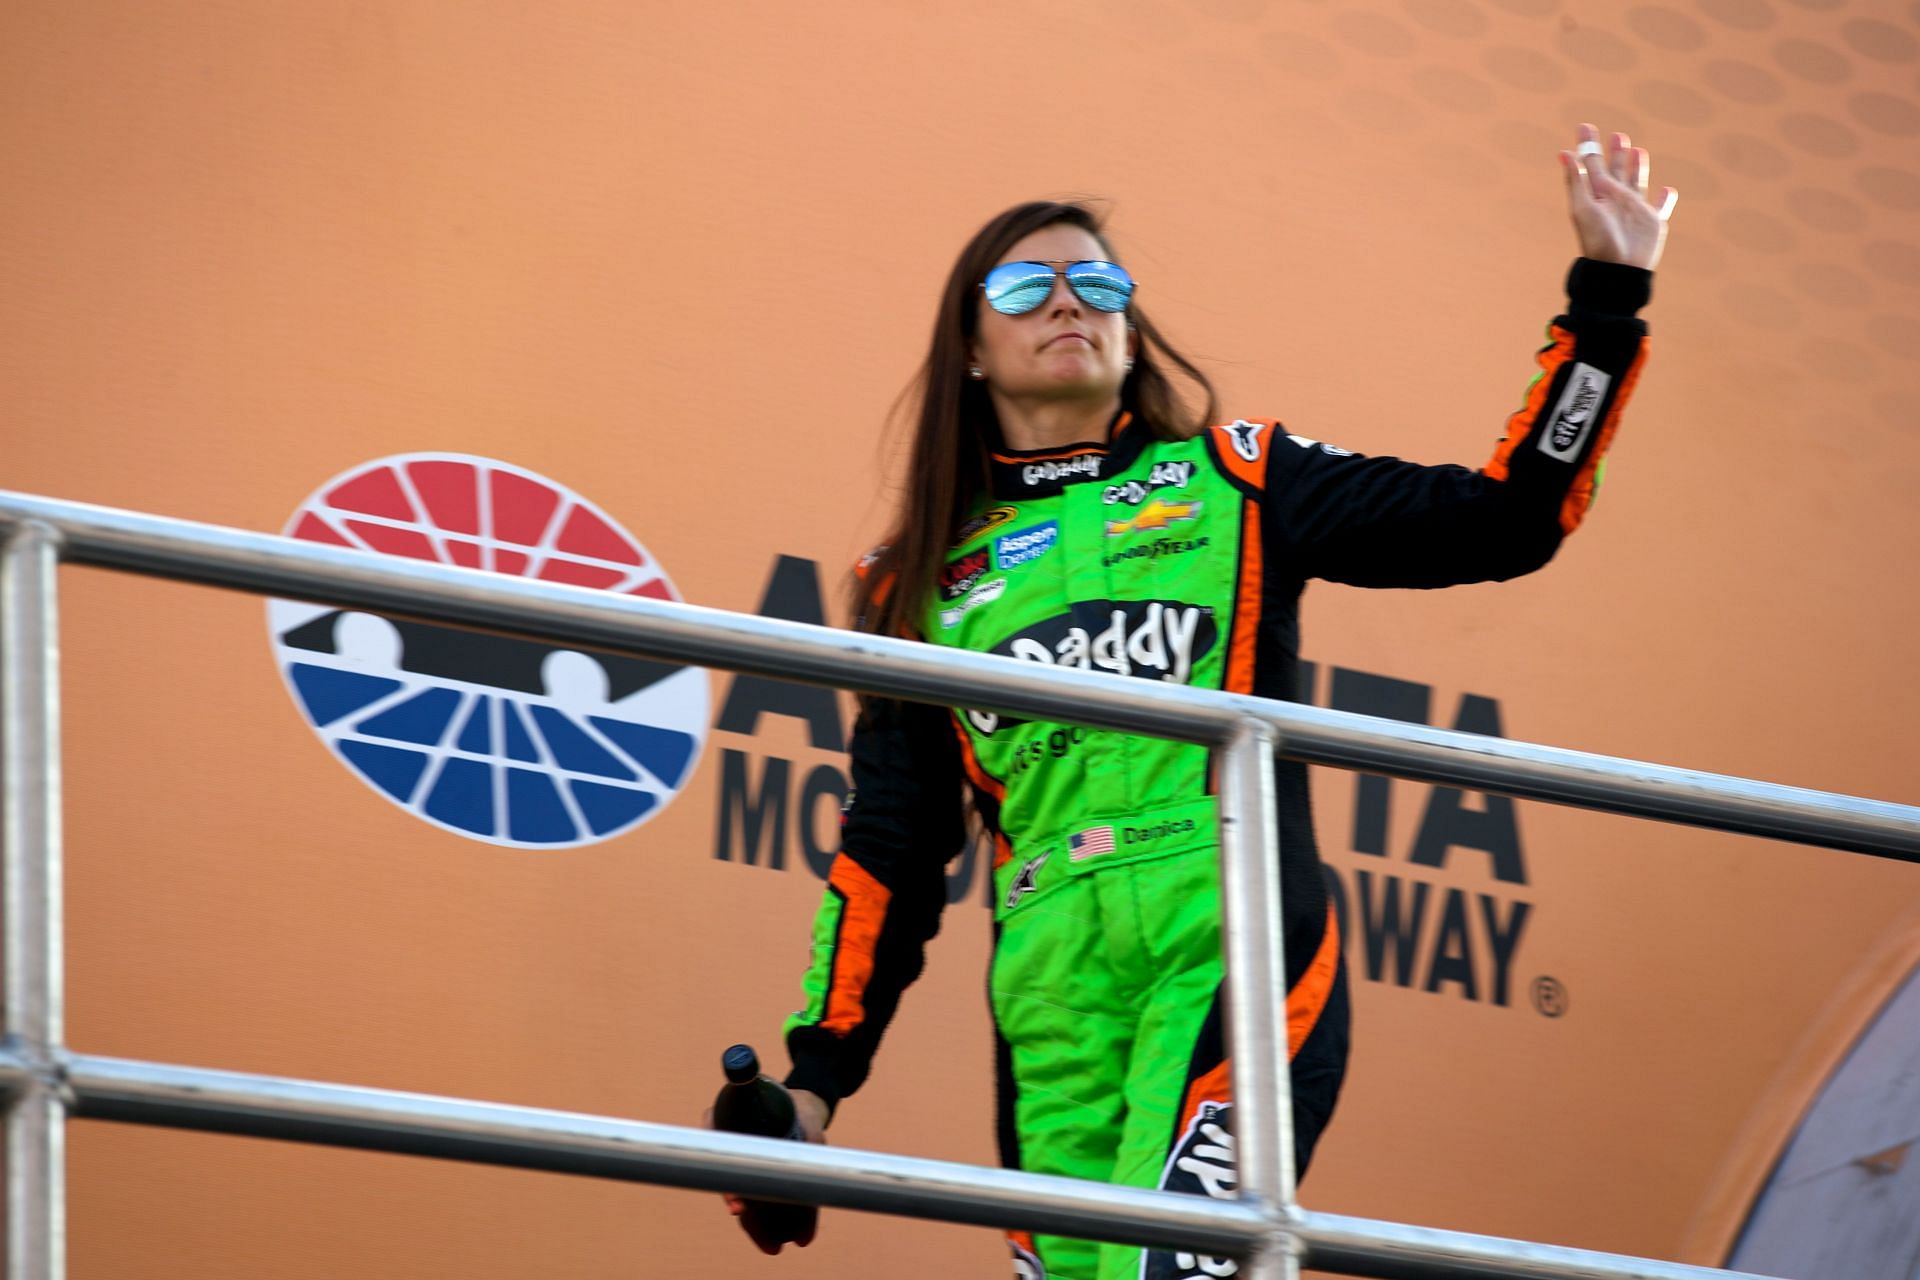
981, 259, 1136, 316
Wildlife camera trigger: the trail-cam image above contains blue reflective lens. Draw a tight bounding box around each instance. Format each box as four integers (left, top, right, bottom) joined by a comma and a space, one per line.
1065, 261, 1134, 313
983, 262, 1057, 315
982, 261, 1136, 315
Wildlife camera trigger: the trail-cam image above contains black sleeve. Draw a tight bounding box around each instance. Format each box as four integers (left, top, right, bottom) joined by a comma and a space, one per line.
782, 695, 967, 1110
1268, 258, 1652, 588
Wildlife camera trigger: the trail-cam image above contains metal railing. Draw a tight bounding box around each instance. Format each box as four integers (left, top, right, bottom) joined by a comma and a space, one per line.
2, 489, 1915, 1280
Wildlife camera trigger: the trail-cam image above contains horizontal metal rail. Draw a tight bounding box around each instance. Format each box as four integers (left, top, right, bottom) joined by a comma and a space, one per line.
0, 490, 1914, 859
31, 1051, 1779, 1280
56, 1052, 1270, 1255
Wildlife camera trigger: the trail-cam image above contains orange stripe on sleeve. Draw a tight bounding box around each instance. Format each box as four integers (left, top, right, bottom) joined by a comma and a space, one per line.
948, 714, 1006, 802
853, 554, 896, 609
821, 857, 893, 1034
1484, 325, 1578, 482
947, 715, 1016, 870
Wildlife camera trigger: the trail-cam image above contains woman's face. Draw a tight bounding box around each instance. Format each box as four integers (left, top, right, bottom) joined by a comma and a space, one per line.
971, 223, 1135, 407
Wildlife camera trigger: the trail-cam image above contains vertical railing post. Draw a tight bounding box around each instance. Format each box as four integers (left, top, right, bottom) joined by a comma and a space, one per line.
2, 521, 66, 1280
1219, 720, 1298, 1279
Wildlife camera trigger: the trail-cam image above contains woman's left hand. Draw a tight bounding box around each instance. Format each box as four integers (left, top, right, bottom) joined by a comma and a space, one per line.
1561, 123, 1677, 272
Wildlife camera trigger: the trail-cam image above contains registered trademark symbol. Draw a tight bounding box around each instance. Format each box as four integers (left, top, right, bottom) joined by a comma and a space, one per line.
1532, 976, 1569, 1018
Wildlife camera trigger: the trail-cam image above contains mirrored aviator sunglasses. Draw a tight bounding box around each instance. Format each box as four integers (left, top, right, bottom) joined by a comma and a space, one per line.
981, 260, 1136, 316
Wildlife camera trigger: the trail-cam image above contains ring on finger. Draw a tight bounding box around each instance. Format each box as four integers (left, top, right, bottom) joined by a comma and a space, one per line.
1575, 140, 1604, 159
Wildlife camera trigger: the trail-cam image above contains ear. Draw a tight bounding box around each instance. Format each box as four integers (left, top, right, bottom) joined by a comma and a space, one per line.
1127, 327, 1139, 362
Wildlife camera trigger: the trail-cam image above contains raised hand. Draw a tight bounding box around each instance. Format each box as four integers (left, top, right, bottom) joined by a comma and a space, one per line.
1561, 123, 1677, 272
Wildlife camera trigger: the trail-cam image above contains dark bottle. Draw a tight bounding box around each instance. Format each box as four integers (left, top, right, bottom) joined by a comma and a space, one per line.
712, 1044, 819, 1251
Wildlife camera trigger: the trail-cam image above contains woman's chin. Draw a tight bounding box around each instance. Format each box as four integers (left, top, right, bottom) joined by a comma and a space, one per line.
1014, 366, 1120, 400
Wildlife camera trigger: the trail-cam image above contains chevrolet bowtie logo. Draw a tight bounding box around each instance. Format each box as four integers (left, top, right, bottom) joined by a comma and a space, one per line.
1105, 498, 1202, 537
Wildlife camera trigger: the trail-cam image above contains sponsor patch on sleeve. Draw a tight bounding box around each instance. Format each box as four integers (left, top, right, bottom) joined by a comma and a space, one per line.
1225, 419, 1267, 461
1537, 363, 1611, 462
1286, 433, 1355, 457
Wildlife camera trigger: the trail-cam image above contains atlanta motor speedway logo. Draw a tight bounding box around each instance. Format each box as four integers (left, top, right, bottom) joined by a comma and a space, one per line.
266, 453, 710, 849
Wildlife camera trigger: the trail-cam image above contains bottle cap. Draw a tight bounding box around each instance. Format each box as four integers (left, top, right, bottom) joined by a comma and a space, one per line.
722, 1044, 761, 1084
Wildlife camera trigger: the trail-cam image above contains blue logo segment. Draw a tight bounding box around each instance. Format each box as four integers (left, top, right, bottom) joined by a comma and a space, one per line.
281, 656, 700, 842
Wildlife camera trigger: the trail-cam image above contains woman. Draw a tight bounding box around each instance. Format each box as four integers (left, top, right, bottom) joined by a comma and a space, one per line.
740, 124, 1675, 1279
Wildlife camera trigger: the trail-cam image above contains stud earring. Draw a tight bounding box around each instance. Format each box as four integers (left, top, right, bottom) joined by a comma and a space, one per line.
969, 366, 985, 380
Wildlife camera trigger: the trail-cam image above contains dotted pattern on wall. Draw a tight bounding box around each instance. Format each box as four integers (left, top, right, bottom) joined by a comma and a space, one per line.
1233, 0, 1918, 437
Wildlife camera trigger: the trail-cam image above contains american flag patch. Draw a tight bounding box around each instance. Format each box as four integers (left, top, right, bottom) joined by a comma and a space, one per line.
1069, 825, 1116, 862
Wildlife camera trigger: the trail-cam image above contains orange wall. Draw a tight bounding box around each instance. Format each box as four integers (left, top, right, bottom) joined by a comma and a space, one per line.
5, 2, 1919, 1276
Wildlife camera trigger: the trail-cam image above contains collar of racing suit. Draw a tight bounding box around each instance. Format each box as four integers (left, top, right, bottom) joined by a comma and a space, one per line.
985, 406, 1151, 500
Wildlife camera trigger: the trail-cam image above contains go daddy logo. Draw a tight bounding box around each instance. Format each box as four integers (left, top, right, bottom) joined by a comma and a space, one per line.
267, 454, 710, 849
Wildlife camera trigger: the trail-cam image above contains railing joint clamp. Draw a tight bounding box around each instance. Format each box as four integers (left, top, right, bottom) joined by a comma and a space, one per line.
1246, 1198, 1304, 1264
4, 518, 65, 555
0, 1037, 76, 1106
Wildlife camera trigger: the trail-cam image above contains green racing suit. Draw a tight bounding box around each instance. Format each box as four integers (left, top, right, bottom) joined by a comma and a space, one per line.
783, 259, 1652, 1280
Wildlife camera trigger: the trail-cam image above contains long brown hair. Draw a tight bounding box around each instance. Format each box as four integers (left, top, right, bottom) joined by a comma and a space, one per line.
856, 201, 1218, 638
